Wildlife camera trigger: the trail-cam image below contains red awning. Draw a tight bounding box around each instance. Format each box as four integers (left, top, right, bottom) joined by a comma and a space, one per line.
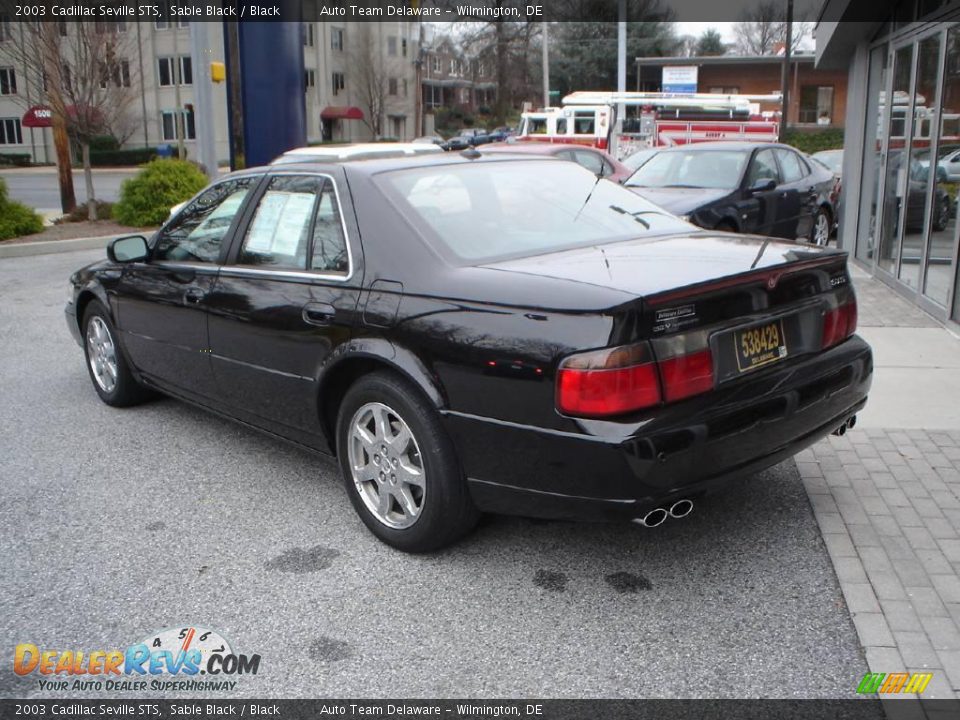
22, 105, 53, 128
321, 106, 364, 121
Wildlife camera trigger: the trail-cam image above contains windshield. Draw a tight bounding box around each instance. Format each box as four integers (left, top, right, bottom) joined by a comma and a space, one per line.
378, 161, 692, 262
622, 149, 658, 172
625, 149, 749, 190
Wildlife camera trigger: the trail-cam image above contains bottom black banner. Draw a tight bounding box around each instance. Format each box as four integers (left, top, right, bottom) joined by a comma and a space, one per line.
1, 699, 957, 720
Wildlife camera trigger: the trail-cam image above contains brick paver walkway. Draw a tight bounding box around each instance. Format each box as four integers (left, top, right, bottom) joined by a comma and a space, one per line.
798, 266, 960, 707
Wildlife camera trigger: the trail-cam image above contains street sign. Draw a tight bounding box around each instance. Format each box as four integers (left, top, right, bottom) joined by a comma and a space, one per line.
662, 66, 698, 94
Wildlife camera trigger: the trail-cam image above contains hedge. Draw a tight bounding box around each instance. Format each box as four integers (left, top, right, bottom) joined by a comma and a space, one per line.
0, 179, 44, 241
89, 146, 186, 167
113, 159, 208, 227
0, 153, 32, 167
781, 128, 846, 155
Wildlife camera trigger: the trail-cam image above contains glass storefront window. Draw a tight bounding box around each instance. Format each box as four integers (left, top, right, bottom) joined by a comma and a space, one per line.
899, 34, 942, 292
946, 26, 960, 318
857, 47, 888, 266
878, 44, 914, 276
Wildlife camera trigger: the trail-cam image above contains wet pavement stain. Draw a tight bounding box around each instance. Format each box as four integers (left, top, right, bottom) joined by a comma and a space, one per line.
605, 571, 652, 593
308, 636, 353, 662
265, 545, 341, 574
534, 569, 568, 592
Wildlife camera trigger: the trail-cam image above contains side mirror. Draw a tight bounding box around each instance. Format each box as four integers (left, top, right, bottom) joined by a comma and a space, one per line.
108, 235, 149, 263
749, 178, 776, 194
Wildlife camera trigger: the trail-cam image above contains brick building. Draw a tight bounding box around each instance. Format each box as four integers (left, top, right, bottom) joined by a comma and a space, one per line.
635, 54, 849, 128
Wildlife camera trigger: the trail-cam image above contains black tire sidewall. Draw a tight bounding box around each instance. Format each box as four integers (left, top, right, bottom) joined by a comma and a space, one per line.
335, 372, 473, 552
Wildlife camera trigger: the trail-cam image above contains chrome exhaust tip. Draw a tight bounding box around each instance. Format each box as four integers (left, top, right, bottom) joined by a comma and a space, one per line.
847, 415, 857, 430
634, 508, 668, 528
832, 423, 847, 437
669, 499, 694, 519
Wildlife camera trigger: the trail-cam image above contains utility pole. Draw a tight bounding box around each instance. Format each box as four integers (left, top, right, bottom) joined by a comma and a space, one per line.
190, 22, 219, 179
541, 21, 549, 107
780, 0, 793, 141
617, 0, 626, 135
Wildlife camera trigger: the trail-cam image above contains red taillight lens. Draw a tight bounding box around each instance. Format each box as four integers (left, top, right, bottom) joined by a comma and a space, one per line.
556, 343, 661, 418
557, 363, 661, 417
822, 299, 858, 349
659, 349, 715, 402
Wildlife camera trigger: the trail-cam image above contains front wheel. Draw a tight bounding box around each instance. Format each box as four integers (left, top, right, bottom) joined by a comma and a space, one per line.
335, 371, 479, 552
810, 209, 831, 246
82, 301, 152, 407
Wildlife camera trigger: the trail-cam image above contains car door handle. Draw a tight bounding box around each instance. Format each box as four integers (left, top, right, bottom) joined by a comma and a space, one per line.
184, 287, 206, 304
302, 302, 336, 326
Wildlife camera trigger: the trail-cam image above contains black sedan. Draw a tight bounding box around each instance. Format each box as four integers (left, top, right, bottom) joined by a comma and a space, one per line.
624, 142, 837, 246
66, 156, 871, 552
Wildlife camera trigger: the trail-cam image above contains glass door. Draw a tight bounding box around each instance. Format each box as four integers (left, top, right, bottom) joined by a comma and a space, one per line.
856, 46, 889, 267
938, 26, 960, 318
877, 43, 915, 277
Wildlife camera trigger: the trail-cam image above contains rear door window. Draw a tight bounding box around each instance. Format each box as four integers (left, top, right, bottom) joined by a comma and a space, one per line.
775, 149, 805, 183
747, 149, 781, 186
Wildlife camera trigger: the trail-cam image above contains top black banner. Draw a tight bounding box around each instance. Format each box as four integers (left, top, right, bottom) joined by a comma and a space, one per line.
0, 0, 941, 23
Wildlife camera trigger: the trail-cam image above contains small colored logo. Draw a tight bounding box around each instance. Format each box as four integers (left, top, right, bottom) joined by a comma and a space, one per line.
857, 672, 933, 695
13, 626, 261, 692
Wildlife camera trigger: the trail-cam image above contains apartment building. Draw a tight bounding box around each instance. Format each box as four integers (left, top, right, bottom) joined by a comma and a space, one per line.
420, 32, 497, 114
0, 19, 421, 164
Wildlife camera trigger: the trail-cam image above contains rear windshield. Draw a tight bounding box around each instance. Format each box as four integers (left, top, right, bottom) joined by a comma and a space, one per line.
377, 161, 691, 262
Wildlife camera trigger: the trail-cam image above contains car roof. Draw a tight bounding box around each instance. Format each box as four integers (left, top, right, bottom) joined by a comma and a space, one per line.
654, 141, 784, 152
479, 142, 603, 155
272, 143, 443, 164
234, 153, 563, 179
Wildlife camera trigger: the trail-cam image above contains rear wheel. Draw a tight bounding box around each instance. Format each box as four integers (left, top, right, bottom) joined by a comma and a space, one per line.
810, 208, 831, 246
82, 301, 152, 407
335, 371, 479, 552
933, 196, 950, 232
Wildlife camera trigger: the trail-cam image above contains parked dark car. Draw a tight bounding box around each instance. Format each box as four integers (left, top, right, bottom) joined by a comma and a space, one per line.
886, 152, 953, 233
441, 136, 472, 152
624, 142, 837, 246
66, 156, 871, 552
480, 141, 634, 182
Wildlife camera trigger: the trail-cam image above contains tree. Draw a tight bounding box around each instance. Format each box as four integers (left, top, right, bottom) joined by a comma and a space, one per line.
350, 25, 389, 139
0, 20, 141, 219
695, 29, 726, 57
733, 1, 812, 55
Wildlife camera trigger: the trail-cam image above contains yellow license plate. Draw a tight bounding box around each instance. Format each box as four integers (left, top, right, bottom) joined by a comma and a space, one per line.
734, 320, 788, 372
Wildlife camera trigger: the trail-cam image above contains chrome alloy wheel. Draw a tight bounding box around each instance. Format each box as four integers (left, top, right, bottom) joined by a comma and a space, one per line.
86, 316, 118, 394
813, 212, 831, 246
347, 402, 426, 529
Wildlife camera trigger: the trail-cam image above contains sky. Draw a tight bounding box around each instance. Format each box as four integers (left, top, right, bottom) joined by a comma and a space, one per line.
674, 22, 738, 43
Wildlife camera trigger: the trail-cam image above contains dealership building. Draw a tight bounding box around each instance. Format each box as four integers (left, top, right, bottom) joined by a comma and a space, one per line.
817, 1, 960, 328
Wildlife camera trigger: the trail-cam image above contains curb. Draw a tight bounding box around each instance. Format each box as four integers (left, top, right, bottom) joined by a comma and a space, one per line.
0, 234, 123, 259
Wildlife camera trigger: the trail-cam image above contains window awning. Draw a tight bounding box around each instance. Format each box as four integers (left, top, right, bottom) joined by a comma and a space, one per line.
321, 106, 364, 121
22, 105, 53, 128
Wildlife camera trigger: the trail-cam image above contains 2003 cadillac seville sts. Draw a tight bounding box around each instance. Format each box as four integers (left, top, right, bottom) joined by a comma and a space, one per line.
66, 154, 872, 552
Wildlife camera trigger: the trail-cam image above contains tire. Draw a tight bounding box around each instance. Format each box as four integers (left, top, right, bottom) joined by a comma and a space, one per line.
82, 301, 152, 407
335, 371, 480, 552
810, 208, 831, 246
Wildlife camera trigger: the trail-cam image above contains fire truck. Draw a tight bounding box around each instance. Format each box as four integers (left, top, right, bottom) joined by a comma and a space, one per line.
517, 91, 782, 160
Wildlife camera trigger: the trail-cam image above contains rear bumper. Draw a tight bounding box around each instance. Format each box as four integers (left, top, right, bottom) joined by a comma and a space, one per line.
443, 335, 872, 522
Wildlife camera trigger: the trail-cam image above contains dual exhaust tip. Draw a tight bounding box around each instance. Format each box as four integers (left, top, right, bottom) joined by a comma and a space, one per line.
831, 414, 858, 437
634, 499, 694, 528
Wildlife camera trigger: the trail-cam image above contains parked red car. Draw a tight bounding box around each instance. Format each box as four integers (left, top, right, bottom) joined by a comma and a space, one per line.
480, 141, 633, 183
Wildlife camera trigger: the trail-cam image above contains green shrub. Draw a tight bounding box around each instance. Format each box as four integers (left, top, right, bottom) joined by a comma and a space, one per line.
60, 201, 115, 223
782, 128, 846, 154
90, 148, 157, 166
90, 135, 120, 152
113, 159, 208, 227
0, 152, 32, 167
0, 179, 44, 240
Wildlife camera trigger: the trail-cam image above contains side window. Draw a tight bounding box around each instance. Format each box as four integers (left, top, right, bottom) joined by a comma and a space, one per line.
573, 111, 595, 135
775, 149, 805, 183
555, 117, 567, 135
574, 150, 604, 176
747, 149, 780, 186
154, 177, 257, 263
311, 179, 349, 274
240, 175, 321, 269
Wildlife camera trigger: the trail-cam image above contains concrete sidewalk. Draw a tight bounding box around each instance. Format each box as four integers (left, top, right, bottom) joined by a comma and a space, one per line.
801, 267, 960, 708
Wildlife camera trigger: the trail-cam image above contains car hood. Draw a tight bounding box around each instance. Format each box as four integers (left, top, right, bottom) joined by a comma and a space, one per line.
622, 186, 733, 214
479, 232, 838, 299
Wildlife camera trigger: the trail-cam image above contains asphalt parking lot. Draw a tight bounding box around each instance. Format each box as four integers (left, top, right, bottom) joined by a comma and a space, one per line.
1, 248, 871, 699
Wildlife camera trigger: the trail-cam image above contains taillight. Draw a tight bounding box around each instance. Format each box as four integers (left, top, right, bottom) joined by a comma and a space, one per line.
659, 349, 714, 402
556, 343, 660, 418
556, 342, 716, 418
822, 299, 858, 349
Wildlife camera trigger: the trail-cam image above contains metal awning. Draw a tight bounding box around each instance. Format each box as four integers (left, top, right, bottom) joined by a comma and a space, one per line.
321, 106, 364, 120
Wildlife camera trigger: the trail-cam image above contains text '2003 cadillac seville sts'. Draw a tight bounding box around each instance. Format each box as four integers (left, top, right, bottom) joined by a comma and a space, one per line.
66, 156, 871, 552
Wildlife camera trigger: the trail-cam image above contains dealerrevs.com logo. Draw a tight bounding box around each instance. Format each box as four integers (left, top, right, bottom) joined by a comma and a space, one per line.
14, 626, 261, 692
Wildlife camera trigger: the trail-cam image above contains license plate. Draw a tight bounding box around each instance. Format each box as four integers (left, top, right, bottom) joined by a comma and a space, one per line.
734, 319, 788, 373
